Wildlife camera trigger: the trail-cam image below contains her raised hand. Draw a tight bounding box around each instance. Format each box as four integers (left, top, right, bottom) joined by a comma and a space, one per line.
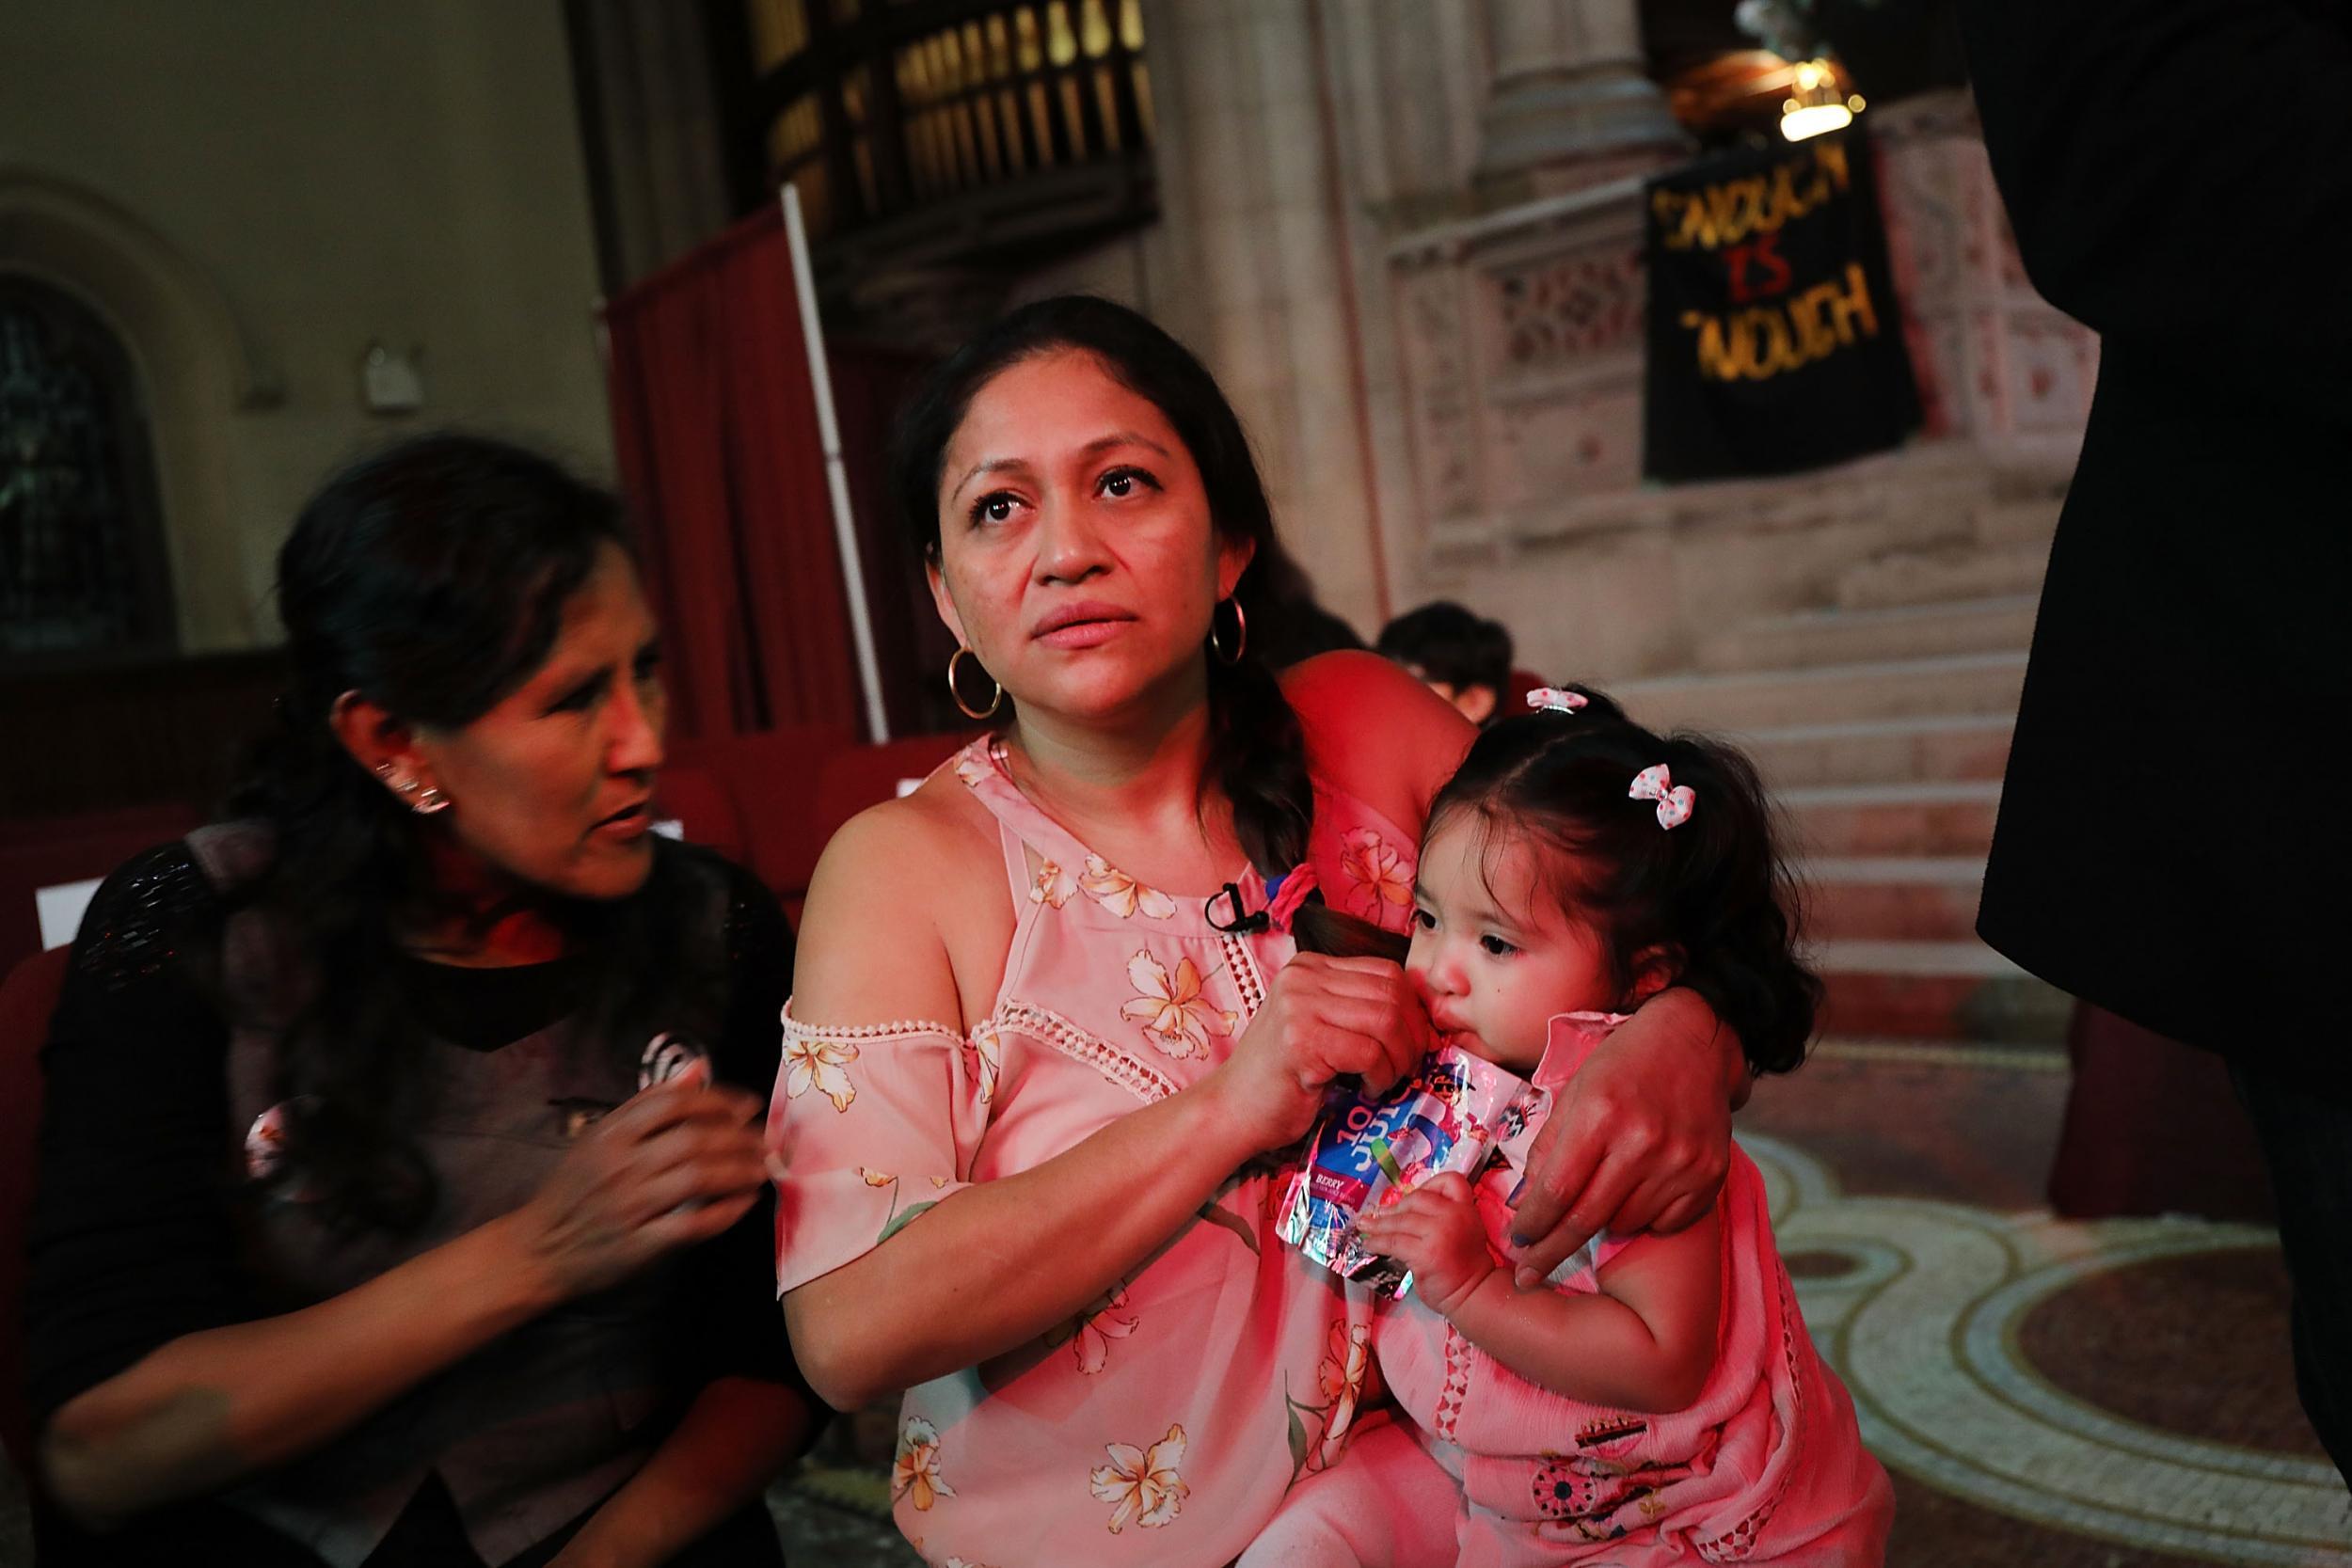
513, 1060, 769, 1300
1202, 953, 1435, 1153
1505, 990, 1740, 1287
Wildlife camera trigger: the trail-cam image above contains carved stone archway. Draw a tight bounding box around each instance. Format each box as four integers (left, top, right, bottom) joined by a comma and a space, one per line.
0, 169, 280, 649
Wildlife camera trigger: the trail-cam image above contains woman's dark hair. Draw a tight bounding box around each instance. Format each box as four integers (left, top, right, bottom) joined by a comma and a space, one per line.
890, 294, 1383, 956
1426, 686, 1820, 1076
228, 432, 708, 1230
1376, 600, 1514, 706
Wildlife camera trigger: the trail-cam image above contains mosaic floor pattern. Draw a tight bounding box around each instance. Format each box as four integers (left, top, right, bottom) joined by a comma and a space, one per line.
1752, 1127, 2351, 1564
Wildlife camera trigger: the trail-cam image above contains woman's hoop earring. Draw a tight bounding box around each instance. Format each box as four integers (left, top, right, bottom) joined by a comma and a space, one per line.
946, 645, 1004, 720
1208, 597, 1247, 666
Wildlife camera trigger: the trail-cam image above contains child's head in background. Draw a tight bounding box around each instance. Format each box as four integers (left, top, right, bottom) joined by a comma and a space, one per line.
1376, 600, 1516, 726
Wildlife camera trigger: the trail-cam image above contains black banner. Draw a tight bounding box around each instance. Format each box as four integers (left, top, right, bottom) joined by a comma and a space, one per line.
1642, 130, 1920, 482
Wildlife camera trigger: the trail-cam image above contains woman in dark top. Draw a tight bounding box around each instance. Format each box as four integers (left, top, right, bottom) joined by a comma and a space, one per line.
24, 434, 820, 1566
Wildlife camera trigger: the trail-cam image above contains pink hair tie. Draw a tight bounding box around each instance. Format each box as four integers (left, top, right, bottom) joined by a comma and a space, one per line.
1629, 764, 1696, 830
1526, 687, 1587, 715
1265, 864, 1320, 934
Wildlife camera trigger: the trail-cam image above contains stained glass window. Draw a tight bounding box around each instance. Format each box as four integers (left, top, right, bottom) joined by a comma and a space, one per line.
0, 276, 173, 660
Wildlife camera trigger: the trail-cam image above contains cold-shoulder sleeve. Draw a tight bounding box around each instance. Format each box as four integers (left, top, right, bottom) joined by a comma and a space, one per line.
765, 1006, 993, 1294
24, 841, 253, 1420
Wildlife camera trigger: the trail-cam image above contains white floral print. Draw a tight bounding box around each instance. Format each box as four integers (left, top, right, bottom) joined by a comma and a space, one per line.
894, 1415, 955, 1513
1048, 1286, 1140, 1374
1339, 828, 1413, 923
1120, 949, 1236, 1059
1031, 855, 1077, 909
963, 1021, 1004, 1105
783, 1034, 859, 1113
1089, 1423, 1189, 1533
1309, 1321, 1371, 1472
1081, 855, 1179, 920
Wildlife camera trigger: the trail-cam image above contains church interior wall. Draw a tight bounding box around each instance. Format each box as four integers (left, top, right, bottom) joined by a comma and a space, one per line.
1, 0, 613, 652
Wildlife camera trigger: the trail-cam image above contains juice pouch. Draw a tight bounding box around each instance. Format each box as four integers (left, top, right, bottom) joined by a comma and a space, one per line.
1278, 1046, 1529, 1297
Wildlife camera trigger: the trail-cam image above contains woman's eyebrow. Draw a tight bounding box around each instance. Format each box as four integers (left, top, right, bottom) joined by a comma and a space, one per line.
529, 656, 597, 693
1078, 432, 1170, 461
948, 454, 1033, 503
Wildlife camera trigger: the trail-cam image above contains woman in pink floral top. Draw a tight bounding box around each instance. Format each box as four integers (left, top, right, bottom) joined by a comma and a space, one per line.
769, 298, 1756, 1566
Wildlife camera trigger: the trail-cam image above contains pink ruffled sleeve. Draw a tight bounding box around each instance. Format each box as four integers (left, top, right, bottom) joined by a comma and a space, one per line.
766, 1003, 993, 1294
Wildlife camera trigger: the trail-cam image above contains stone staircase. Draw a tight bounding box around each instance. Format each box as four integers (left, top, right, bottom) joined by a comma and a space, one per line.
1612, 500, 2072, 1047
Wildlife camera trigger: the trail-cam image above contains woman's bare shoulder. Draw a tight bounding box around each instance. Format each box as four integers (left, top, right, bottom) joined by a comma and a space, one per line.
792, 773, 1008, 1028
1282, 650, 1475, 832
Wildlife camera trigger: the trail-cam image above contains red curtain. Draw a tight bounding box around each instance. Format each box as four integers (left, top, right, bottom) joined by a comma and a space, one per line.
602, 208, 861, 740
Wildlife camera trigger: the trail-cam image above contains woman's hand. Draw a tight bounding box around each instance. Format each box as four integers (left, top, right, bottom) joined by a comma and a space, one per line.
513, 1061, 769, 1301
1200, 952, 1433, 1154
1356, 1173, 1495, 1319
1504, 990, 1742, 1288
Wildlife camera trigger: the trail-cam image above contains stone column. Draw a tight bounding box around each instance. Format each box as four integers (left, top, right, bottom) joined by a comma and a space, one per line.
1475, 0, 1685, 194
1135, 0, 1391, 633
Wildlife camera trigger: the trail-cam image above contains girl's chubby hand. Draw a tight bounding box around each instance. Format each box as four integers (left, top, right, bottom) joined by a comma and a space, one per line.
1355, 1172, 1496, 1319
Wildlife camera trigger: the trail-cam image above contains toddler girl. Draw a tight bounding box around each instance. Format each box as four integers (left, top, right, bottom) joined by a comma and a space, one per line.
1347, 688, 1894, 1564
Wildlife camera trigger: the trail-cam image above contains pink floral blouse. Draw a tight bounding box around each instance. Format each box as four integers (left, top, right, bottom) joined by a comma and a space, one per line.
768, 736, 1444, 1566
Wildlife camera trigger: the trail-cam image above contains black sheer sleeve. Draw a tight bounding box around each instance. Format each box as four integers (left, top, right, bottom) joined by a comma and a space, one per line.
664, 861, 819, 1402
23, 841, 254, 1423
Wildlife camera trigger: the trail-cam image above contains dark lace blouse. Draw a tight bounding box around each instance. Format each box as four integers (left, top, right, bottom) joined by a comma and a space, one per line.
24, 832, 810, 1568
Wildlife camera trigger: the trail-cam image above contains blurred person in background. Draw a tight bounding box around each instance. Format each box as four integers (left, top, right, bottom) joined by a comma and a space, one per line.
1377, 600, 1516, 726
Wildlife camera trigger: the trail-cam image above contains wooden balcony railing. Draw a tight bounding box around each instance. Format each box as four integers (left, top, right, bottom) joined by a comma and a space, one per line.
733, 0, 1157, 278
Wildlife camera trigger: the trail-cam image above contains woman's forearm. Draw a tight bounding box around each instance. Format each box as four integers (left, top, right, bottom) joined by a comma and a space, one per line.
786, 1076, 1257, 1409
40, 1212, 559, 1528
1655, 985, 1749, 1106
551, 1378, 816, 1568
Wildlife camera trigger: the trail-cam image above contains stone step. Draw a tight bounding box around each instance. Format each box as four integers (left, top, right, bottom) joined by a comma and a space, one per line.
1616, 651, 2029, 735
1972, 496, 2063, 547
1696, 594, 2039, 673
1778, 781, 2003, 858
1813, 938, 2070, 1044
1835, 538, 2054, 611
1798, 857, 1987, 942
1745, 714, 2014, 787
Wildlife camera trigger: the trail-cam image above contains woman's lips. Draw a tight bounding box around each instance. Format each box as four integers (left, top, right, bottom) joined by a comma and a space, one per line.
591, 801, 652, 840
1031, 602, 1136, 648
1035, 618, 1131, 649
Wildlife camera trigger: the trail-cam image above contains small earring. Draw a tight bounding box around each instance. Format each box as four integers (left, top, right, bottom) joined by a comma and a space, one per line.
1207, 597, 1247, 666
946, 645, 1004, 721
376, 762, 450, 815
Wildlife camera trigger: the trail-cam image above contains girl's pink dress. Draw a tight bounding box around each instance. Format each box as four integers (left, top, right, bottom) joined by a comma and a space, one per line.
1371, 1013, 1895, 1565
769, 736, 1459, 1567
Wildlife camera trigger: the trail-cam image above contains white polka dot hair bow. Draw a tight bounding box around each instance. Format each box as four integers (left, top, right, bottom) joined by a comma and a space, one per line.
1526, 687, 1588, 715
1629, 764, 1696, 830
